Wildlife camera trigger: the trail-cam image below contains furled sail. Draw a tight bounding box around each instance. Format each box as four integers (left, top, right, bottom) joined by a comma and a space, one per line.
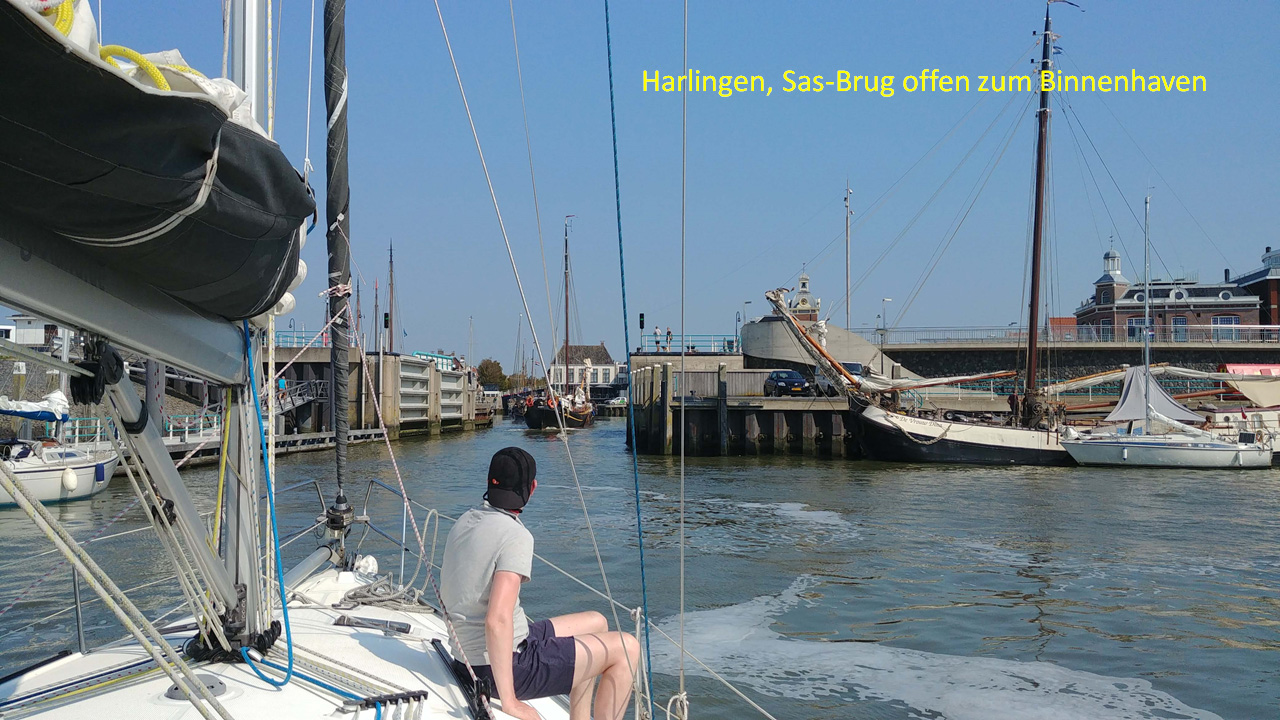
0, 1, 315, 320
0, 390, 69, 423
1104, 366, 1202, 424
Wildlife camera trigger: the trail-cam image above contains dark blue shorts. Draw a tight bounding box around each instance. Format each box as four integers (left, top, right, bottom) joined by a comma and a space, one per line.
469, 619, 577, 700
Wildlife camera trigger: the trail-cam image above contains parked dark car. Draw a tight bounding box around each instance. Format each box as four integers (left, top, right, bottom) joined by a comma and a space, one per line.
814, 362, 864, 396
764, 370, 811, 397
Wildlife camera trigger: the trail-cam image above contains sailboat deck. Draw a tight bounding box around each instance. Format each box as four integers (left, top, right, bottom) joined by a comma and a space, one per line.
0, 570, 568, 719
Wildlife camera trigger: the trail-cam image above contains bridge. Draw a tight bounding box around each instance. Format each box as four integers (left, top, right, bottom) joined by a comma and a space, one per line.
846, 325, 1280, 379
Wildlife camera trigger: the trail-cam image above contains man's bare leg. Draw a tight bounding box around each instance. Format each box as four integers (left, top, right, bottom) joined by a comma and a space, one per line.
568, 631, 640, 720
549, 611, 608, 638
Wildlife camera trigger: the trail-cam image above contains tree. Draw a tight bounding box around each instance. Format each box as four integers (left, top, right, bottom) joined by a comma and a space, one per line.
477, 358, 508, 390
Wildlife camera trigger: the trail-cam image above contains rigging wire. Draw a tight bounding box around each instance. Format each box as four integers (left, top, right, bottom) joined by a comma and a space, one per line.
430, 0, 631, 677
1059, 51, 1231, 266
302, 0, 317, 181
893, 92, 1035, 326
1057, 95, 1174, 280
1054, 93, 1136, 271
675, 0, 690, 712
838, 87, 1027, 317
507, 0, 561, 379
602, 1, 657, 713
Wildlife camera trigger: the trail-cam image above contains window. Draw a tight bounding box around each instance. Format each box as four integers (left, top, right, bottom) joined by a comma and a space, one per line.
1099, 289, 1112, 304
1172, 316, 1188, 342
1134, 292, 1146, 303
1219, 290, 1233, 301
1099, 319, 1114, 341
601, 368, 611, 383
1126, 317, 1149, 341
567, 368, 575, 384
1212, 315, 1240, 342
591, 368, 599, 384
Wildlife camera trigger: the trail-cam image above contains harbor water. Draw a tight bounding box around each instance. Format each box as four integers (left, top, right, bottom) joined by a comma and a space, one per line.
2, 419, 1276, 719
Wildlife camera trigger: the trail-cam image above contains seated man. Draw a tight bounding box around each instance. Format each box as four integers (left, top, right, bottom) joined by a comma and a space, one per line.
440, 447, 640, 720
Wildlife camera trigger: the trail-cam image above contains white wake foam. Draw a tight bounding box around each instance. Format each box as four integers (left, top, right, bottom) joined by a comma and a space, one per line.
651, 577, 1221, 720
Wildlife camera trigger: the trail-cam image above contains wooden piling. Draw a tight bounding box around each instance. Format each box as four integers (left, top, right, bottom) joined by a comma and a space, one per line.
717, 363, 729, 456
661, 363, 674, 455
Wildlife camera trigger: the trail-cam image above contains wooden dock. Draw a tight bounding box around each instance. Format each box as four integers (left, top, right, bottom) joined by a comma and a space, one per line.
628, 363, 857, 457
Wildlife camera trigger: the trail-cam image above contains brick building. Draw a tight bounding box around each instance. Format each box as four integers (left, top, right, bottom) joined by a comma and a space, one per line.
1231, 246, 1280, 327
1074, 249, 1260, 341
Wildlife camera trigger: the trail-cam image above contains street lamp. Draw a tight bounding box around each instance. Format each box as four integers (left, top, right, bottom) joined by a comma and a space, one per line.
878, 298, 892, 375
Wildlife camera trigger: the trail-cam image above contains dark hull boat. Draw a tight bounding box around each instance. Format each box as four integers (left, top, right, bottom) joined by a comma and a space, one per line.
851, 403, 1072, 466
523, 402, 593, 430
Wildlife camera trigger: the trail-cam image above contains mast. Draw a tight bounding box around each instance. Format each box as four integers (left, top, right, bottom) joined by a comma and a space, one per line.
845, 181, 851, 330
1023, 4, 1054, 402
563, 217, 571, 397
387, 240, 396, 354
323, 0, 352, 533
1143, 194, 1152, 424
373, 278, 380, 353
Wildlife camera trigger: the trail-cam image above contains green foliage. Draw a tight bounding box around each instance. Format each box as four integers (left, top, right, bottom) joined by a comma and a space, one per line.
477, 358, 508, 390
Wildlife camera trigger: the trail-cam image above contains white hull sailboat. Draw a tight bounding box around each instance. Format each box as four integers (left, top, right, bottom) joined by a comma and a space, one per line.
1061, 433, 1271, 468
1, 439, 119, 506
0, 391, 119, 505
1061, 196, 1273, 469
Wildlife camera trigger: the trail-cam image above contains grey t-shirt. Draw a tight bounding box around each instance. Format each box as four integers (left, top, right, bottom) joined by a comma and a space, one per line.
439, 502, 534, 665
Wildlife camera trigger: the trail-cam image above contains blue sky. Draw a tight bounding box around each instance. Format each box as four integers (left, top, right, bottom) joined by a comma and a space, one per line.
64, 1, 1280, 368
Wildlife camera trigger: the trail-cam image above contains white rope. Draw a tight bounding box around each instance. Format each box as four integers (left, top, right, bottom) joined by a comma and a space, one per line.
0, 463, 233, 720
429, 0, 627, 646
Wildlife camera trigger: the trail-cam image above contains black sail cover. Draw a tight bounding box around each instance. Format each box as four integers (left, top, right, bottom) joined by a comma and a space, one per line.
0, 3, 314, 320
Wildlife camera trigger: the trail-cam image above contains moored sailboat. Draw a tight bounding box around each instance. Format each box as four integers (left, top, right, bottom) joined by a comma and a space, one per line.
1061, 196, 1273, 468
846, 3, 1072, 466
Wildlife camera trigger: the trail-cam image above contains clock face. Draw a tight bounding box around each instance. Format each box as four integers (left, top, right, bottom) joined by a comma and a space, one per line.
798, 298, 809, 307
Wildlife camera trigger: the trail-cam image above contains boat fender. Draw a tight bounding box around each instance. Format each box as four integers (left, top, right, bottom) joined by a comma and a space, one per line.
353, 555, 379, 575
1063, 426, 1079, 440
61, 467, 78, 492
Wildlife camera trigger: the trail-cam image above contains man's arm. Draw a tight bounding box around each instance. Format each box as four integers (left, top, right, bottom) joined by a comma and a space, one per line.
486, 570, 527, 711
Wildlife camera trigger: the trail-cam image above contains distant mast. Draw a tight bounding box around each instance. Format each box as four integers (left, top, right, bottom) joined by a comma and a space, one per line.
1023, 4, 1054, 407
563, 217, 573, 397
387, 240, 396, 354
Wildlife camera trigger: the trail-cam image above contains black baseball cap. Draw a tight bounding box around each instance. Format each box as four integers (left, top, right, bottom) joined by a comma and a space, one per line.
484, 447, 537, 510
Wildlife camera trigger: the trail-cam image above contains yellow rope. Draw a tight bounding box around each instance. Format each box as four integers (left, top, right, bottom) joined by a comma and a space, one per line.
99, 45, 171, 91
210, 388, 231, 544
163, 64, 207, 79
40, 0, 74, 36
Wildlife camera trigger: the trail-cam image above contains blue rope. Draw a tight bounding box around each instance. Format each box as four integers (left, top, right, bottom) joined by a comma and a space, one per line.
603, 1, 655, 713
241, 321, 295, 688
250, 655, 381, 720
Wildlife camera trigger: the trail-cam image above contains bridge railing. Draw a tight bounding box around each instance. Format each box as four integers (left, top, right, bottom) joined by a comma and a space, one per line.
639, 334, 740, 353
851, 324, 1280, 345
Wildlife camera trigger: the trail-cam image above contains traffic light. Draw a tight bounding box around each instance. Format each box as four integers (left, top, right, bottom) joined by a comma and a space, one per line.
639, 312, 645, 330
383, 312, 390, 329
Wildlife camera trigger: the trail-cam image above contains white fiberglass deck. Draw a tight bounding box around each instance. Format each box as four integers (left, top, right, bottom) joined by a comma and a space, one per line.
0, 568, 568, 719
